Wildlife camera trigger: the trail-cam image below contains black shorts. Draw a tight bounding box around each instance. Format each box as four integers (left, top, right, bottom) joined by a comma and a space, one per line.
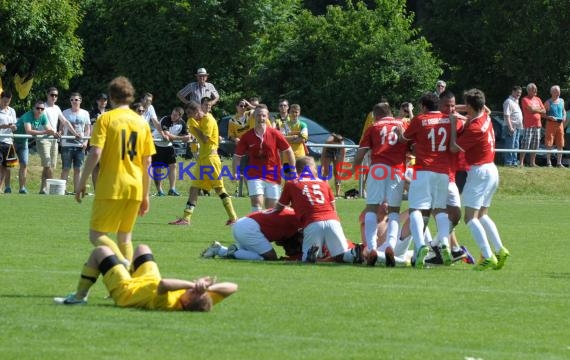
152, 146, 177, 165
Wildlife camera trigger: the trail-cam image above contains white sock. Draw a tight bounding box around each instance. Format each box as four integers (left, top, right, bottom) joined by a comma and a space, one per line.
364, 212, 379, 251
435, 212, 450, 248
467, 219, 492, 258
234, 249, 264, 261
424, 226, 433, 246
395, 235, 412, 257
409, 210, 425, 250
385, 212, 400, 250
251, 205, 262, 213
479, 215, 504, 252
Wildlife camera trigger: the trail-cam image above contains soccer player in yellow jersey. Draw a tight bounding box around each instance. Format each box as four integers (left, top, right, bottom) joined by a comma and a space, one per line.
54, 244, 238, 309
282, 104, 308, 158
169, 100, 238, 225
75, 76, 156, 267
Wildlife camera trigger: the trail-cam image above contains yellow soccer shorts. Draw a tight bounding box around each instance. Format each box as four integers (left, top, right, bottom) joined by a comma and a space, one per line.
91, 199, 141, 233
103, 257, 161, 308
190, 154, 225, 191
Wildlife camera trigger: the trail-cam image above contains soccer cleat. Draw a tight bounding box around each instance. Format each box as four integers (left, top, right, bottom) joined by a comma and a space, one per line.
366, 248, 378, 266
494, 247, 510, 270
384, 247, 396, 268
451, 248, 467, 263
154, 191, 166, 197
225, 219, 237, 226
4, 187, 11, 194
352, 243, 364, 264
168, 189, 180, 196
305, 245, 319, 263
168, 217, 190, 225
201, 241, 222, 258
440, 245, 452, 266
425, 250, 443, 265
461, 245, 476, 264
414, 246, 429, 269
226, 244, 238, 259
39, 190, 47, 195
19, 188, 28, 194
53, 293, 87, 305
473, 254, 498, 271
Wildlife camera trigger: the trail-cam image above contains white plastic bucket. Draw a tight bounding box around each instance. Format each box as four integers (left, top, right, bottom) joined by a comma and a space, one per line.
47, 179, 66, 195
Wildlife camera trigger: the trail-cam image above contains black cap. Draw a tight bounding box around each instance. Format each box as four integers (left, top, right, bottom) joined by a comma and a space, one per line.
97, 93, 108, 100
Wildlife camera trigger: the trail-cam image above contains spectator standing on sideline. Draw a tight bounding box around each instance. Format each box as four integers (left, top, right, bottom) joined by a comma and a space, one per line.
54, 244, 238, 310
544, 85, 566, 167
75, 76, 156, 267
274, 99, 290, 131
42, 87, 79, 194
88, 93, 108, 189
320, 133, 346, 198
227, 99, 249, 143
232, 104, 295, 212
519, 83, 545, 167
282, 104, 308, 159
61, 92, 90, 194
141, 92, 161, 130
0, 91, 17, 193
23, 100, 58, 192
169, 100, 238, 226
434, 80, 446, 96
450, 89, 510, 271
502, 86, 523, 167
177, 67, 219, 107
151, 106, 190, 196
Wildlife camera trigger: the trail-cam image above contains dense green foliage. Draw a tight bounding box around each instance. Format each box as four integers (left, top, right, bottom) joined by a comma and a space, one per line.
417, 0, 570, 107
249, 0, 440, 136
0, 1, 83, 107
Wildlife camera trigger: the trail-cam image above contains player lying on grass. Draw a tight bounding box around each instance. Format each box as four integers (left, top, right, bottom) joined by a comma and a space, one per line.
54, 244, 237, 311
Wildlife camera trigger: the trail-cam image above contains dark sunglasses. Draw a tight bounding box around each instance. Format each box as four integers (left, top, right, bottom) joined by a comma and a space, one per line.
137, 109, 145, 114
36, 107, 45, 111
49, 93, 58, 97
70, 98, 81, 102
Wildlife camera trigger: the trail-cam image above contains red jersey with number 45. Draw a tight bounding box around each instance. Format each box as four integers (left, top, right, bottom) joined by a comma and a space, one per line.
360, 117, 409, 167
403, 111, 455, 174
455, 112, 495, 165
278, 177, 338, 227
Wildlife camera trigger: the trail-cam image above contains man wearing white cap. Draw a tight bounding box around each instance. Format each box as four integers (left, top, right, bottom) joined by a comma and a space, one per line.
177, 67, 219, 106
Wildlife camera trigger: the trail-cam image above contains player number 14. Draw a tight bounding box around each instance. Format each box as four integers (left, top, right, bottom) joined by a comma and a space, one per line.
121, 130, 138, 161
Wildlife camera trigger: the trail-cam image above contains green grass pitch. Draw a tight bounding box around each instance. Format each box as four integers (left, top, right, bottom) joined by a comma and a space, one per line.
1, 167, 570, 359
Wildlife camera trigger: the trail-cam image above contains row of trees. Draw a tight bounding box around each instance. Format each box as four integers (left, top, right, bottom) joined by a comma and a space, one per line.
1, 0, 439, 140
2, 0, 569, 140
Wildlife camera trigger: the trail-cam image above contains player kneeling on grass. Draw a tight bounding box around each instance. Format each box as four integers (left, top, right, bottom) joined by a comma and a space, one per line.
273, 156, 364, 264
201, 206, 303, 261
54, 244, 237, 311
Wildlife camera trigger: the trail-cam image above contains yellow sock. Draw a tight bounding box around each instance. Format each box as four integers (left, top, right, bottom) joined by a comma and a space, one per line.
119, 242, 133, 263
93, 235, 126, 262
183, 206, 194, 221
76, 264, 99, 299
222, 196, 237, 220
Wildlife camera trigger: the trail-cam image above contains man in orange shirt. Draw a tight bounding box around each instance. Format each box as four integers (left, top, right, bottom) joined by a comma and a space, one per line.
519, 83, 545, 167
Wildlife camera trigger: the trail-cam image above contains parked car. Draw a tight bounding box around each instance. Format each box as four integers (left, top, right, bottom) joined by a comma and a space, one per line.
217, 114, 357, 160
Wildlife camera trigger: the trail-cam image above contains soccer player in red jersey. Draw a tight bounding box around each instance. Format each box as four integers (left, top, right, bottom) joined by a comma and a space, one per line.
274, 157, 363, 264
353, 102, 409, 266
399, 92, 457, 268
233, 104, 295, 212
201, 207, 303, 261
450, 89, 510, 271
